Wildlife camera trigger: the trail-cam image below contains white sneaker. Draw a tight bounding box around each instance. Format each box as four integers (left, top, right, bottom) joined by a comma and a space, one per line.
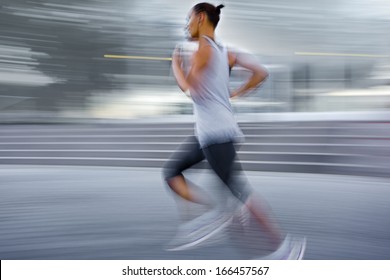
165, 208, 233, 251
288, 237, 306, 260
259, 234, 306, 260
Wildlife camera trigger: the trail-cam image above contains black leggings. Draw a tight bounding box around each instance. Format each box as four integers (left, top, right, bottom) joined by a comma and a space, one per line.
163, 136, 252, 203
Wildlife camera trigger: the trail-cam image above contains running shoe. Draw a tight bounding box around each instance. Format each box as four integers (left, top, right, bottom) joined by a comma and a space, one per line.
165, 208, 234, 251
258, 234, 307, 260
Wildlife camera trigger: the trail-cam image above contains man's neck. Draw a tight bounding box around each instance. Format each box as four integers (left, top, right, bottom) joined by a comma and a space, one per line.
199, 27, 215, 41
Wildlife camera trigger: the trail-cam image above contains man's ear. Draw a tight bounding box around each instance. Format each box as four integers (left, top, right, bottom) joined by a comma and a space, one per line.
198, 12, 205, 24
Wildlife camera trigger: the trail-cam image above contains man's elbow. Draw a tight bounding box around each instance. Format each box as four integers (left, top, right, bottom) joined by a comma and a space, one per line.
254, 67, 269, 84
259, 67, 269, 82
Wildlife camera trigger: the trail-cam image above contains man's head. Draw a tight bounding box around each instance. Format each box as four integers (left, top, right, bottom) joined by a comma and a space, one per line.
186, 3, 224, 40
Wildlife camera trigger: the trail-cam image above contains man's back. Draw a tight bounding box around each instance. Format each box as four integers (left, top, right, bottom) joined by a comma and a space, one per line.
190, 36, 243, 148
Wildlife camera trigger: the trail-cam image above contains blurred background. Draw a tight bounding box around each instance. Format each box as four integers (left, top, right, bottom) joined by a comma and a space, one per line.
0, 0, 389, 120
1, 0, 390, 260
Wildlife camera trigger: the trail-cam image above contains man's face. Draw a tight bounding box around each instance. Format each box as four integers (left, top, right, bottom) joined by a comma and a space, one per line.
185, 10, 200, 40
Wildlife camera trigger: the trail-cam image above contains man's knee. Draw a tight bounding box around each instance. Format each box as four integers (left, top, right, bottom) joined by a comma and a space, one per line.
162, 162, 180, 183
227, 174, 253, 203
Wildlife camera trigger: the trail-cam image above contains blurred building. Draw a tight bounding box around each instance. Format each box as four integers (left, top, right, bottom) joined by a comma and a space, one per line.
0, 0, 389, 120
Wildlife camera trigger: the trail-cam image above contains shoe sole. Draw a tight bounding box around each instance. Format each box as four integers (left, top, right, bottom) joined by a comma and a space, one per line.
165, 217, 233, 251
287, 237, 306, 260
254, 235, 306, 260
296, 237, 307, 260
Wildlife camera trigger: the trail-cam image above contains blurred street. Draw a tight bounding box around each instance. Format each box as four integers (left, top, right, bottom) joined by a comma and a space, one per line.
1, 164, 389, 260
1, 119, 390, 260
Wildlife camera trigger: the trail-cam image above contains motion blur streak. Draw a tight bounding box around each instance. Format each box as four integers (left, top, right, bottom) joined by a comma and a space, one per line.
295, 52, 390, 58
104, 55, 172, 61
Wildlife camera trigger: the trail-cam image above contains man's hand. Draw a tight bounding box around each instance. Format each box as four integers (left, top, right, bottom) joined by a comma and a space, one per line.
230, 90, 240, 99
228, 51, 269, 99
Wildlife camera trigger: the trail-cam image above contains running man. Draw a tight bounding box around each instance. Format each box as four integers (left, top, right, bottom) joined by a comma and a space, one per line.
163, 3, 305, 259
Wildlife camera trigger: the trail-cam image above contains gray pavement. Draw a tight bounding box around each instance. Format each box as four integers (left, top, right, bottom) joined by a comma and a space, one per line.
1, 165, 389, 260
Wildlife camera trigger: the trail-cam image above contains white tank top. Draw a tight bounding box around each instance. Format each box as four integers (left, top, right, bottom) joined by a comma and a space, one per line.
190, 36, 244, 148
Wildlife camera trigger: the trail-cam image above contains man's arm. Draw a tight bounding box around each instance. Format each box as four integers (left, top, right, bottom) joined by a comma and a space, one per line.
172, 39, 212, 93
228, 51, 269, 98
172, 48, 190, 92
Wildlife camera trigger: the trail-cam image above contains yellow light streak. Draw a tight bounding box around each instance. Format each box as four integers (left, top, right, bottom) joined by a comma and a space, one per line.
104, 54, 172, 61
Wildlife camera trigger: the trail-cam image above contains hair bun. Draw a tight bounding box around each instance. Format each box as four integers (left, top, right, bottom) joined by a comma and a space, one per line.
216, 4, 225, 15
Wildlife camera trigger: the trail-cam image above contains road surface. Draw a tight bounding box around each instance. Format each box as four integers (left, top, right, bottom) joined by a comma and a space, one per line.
1, 165, 389, 260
